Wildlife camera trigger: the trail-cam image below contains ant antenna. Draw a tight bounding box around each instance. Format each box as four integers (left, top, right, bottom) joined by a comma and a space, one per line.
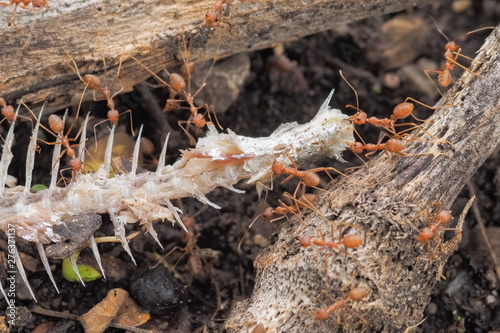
339, 70, 359, 110
428, 15, 450, 42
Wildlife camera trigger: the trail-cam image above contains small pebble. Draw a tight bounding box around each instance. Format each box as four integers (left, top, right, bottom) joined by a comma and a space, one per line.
486, 295, 496, 305
425, 302, 438, 315
131, 265, 187, 316
254, 234, 269, 247
452, 0, 472, 13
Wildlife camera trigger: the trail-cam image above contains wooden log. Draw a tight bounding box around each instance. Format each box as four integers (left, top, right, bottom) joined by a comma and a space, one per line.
0, 0, 434, 115
224, 25, 500, 332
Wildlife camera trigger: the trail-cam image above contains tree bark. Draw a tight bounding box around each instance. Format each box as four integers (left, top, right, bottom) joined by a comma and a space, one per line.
225, 25, 500, 332
0, 0, 434, 114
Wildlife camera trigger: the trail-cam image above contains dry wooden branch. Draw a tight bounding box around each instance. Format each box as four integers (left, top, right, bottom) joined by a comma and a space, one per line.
225, 25, 500, 332
0, 0, 434, 114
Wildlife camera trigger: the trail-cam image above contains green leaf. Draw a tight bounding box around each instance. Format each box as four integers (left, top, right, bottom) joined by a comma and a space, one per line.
62, 253, 102, 282
31, 184, 48, 192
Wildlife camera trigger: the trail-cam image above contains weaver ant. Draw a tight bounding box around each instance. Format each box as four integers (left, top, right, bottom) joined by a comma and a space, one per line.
237, 193, 316, 250
0, 0, 49, 31
424, 20, 494, 95
349, 131, 448, 158
64, 47, 134, 145
271, 156, 358, 195
299, 231, 363, 250
205, 0, 270, 26
414, 203, 454, 244
262, 193, 316, 223
133, 52, 220, 145
341, 71, 451, 142
314, 287, 369, 321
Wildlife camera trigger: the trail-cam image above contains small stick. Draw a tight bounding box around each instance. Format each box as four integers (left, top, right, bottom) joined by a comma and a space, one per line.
467, 182, 500, 280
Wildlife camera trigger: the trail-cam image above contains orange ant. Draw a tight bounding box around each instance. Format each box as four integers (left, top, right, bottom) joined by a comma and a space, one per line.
313, 287, 369, 321
299, 231, 363, 250
272, 161, 321, 188
414, 204, 454, 244
349, 132, 448, 158
205, 0, 266, 26
63, 47, 134, 144
0, 0, 49, 31
340, 71, 451, 141
238, 193, 316, 251
424, 20, 494, 95
132, 54, 220, 144
271, 157, 358, 195
262, 193, 316, 223
347, 97, 449, 136
45, 114, 84, 177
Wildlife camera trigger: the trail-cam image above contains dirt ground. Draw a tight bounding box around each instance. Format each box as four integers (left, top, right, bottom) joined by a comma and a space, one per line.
1, 0, 500, 332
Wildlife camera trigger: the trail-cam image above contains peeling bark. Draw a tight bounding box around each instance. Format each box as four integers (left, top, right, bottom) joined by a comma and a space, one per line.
225, 25, 500, 333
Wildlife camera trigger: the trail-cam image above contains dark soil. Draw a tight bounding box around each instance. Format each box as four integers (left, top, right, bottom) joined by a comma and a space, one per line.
1, 0, 500, 332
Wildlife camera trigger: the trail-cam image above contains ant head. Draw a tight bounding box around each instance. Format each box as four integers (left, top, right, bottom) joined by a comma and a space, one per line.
32, 0, 48, 7
271, 162, 284, 175
350, 112, 367, 125
435, 209, 452, 224
70, 157, 83, 172
192, 113, 206, 128
263, 207, 274, 219
205, 9, 218, 26
314, 309, 329, 321
107, 110, 119, 125
300, 235, 312, 247
1, 105, 15, 119
418, 227, 434, 244
350, 142, 364, 155
445, 41, 459, 52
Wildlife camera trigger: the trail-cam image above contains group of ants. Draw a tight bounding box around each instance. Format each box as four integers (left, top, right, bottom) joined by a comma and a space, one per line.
0, 0, 494, 325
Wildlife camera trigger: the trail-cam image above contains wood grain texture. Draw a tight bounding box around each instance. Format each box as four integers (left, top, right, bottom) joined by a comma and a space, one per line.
225, 25, 500, 333
0, 0, 434, 114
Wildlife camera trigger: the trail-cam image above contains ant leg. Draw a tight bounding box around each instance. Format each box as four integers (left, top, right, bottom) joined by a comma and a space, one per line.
178, 119, 198, 146
447, 52, 482, 77
424, 69, 445, 97
394, 124, 454, 148
205, 104, 224, 130
403, 97, 453, 121
118, 109, 135, 136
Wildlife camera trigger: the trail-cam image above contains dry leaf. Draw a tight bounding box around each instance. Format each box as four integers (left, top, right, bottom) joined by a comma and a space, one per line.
31, 322, 56, 333
114, 294, 150, 327
79, 288, 128, 333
